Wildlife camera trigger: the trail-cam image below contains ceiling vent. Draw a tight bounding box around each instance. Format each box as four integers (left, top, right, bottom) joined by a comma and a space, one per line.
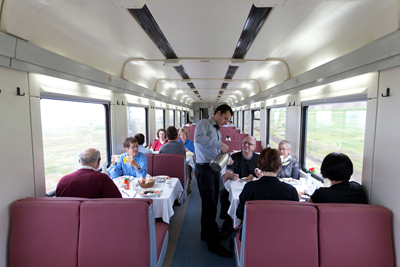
221, 83, 229, 89
219, 91, 224, 95
193, 90, 199, 94
187, 82, 195, 88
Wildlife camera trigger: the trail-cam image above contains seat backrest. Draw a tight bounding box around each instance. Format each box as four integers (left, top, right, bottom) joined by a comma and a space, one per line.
224, 140, 243, 151
317, 204, 395, 267
254, 140, 262, 153
229, 129, 240, 134
146, 153, 154, 176
153, 154, 186, 188
9, 199, 81, 267
233, 133, 249, 141
240, 200, 319, 267
78, 199, 156, 267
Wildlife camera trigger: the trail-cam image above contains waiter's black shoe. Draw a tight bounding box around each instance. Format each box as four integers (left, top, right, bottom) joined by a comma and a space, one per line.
219, 220, 233, 238
208, 243, 233, 258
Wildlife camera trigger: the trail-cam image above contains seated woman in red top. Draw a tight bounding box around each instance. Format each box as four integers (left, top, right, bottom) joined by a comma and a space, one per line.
308, 152, 368, 204
151, 128, 168, 151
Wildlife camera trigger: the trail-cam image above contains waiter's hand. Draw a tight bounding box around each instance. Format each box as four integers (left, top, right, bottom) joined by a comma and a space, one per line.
220, 142, 229, 153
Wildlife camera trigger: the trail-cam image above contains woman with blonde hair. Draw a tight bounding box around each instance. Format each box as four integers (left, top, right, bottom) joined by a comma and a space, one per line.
177, 127, 195, 153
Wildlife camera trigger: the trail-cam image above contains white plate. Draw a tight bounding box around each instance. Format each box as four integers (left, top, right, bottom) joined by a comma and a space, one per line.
138, 188, 161, 197
155, 175, 170, 183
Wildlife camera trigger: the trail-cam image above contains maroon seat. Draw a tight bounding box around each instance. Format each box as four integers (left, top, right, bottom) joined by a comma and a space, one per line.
235, 200, 395, 267
235, 200, 318, 267
153, 154, 187, 203
9, 198, 169, 267
233, 133, 249, 141
228, 129, 240, 134
146, 153, 154, 176
254, 141, 262, 153
318, 204, 394, 267
9, 200, 81, 267
224, 140, 243, 151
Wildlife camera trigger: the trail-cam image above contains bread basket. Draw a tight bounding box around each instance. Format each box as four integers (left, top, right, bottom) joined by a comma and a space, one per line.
138, 177, 155, 188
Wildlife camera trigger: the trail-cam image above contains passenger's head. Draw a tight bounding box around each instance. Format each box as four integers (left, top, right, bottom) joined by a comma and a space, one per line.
213, 104, 233, 127
166, 126, 178, 141
321, 152, 353, 182
242, 136, 256, 154
257, 147, 282, 174
179, 127, 189, 140
157, 128, 166, 140
134, 133, 145, 146
187, 121, 192, 125
123, 137, 139, 156
278, 140, 292, 159
79, 148, 101, 168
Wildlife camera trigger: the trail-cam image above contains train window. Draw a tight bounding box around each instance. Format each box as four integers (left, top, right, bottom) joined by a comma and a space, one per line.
128, 106, 148, 145
177, 111, 181, 128
243, 110, 249, 133
155, 109, 165, 130
302, 101, 366, 183
252, 109, 260, 140
40, 99, 108, 193
169, 110, 175, 127
269, 107, 286, 148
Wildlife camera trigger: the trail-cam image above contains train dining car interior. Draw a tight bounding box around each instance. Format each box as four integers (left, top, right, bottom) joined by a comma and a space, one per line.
1, 0, 400, 266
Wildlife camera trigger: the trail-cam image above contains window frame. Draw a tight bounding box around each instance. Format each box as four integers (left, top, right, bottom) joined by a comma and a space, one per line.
300, 97, 367, 182
127, 104, 148, 147
40, 97, 111, 194
267, 105, 286, 148
169, 109, 175, 127
251, 108, 260, 139
155, 108, 166, 129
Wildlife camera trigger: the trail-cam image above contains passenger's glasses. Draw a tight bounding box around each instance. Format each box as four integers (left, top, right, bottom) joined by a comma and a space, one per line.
243, 142, 255, 146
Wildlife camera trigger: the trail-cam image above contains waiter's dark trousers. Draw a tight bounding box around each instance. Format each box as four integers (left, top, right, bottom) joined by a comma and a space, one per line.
195, 163, 220, 247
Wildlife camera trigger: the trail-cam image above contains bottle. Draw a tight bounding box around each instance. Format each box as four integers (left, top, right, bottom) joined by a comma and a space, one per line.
124, 177, 130, 190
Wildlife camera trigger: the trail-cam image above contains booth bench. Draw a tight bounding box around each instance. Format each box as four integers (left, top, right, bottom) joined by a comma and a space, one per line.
9, 197, 168, 267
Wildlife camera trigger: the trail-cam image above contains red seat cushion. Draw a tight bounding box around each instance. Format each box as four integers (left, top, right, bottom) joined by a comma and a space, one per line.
146, 153, 154, 176
153, 154, 185, 188
318, 204, 395, 267
155, 222, 169, 260
9, 200, 80, 267
78, 199, 153, 267
242, 201, 319, 267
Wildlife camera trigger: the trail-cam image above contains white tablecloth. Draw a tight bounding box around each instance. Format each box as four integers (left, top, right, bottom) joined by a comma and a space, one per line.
115, 177, 183, 224
225, 178, 311, 228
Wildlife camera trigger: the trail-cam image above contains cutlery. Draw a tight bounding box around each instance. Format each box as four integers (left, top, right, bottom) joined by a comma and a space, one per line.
121, 190, 130, 197
133, 190, 138, 198
158, 190, 163, 197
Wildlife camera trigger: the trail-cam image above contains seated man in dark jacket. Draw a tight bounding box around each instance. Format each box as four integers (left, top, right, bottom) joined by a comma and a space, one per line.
159, 126, 186, 158
236, 147, 299, 221
56, 148, 121, 198
219, 136, 262, 236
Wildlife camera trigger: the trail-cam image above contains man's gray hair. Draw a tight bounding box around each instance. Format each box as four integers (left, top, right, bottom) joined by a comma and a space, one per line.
279, 140, 292, 149
79, 148, 101, 165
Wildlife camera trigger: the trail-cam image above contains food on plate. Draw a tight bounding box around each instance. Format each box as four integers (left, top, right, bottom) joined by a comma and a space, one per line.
242, 174, 254, 181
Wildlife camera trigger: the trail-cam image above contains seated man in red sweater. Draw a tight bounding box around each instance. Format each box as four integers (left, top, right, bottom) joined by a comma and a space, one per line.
56, 148, 122, 198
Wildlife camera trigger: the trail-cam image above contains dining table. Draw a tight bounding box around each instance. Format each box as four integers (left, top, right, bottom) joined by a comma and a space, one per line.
225, 178, 315, 228
114, 177, 183, 224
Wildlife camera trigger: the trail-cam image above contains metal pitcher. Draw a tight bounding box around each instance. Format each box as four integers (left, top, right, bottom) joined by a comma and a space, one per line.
210, 150, 231, 172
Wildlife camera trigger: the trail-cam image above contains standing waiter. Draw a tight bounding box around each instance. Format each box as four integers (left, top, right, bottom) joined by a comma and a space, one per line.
194, 104, 233, 258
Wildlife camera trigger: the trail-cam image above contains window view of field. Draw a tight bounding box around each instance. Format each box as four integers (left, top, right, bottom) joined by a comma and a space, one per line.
128, 106, 147, 145
269, 108, 286, 148
253, 110, 260, 140
156, 109, 164, 130
41, 99, 107, 192
305, 102, 366, 183
243, 110, 249, 133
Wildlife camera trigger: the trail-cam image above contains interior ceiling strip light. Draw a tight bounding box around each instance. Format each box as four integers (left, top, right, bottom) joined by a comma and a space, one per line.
129, 6, 194, 83
128, 6, 177, 59
224, 66, 239, 79
232, 5, 272, 59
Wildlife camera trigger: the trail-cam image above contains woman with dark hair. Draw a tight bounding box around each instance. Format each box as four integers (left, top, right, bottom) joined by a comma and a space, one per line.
236, 147, 299, 220
151, 128, 168, 151
308, 152, 367, 204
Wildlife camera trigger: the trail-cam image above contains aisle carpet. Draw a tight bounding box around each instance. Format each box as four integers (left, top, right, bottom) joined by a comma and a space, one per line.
171, 178, 236, 267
